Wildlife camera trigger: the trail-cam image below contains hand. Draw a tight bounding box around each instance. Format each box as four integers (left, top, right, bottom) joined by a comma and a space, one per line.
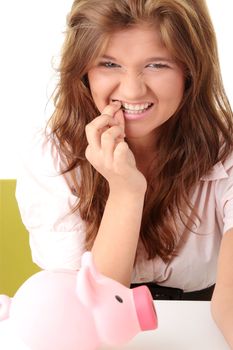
85, 102, 147, 195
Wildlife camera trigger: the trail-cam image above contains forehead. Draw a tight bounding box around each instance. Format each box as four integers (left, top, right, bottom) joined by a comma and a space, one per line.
102, 25, 172, 61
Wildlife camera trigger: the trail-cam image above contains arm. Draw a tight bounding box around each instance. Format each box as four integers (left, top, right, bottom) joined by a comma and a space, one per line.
92, 191, 145, 287
211, 228, 233, 348
85, 102, 147, 286
16, 129, 86, 270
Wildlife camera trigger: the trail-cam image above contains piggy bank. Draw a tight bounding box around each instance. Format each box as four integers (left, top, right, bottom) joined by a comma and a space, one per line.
0, 252, 157, 350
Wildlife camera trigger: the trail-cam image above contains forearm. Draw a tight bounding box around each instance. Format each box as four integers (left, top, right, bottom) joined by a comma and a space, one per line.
211, 287, 233, 348
92, 191, 145, 287
211, 230, 233, 348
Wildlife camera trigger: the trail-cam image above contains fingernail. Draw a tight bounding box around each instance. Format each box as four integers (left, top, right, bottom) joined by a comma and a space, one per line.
111, 100, 121, 107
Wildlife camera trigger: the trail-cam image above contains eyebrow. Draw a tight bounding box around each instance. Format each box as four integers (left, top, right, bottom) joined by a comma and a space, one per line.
100, 55, 175, 63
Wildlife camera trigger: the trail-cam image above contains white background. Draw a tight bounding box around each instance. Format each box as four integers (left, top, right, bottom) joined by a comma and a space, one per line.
0, 1, 232, 178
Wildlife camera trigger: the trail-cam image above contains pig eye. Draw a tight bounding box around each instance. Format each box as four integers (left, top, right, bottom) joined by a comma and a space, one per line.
115, 295, 123, 303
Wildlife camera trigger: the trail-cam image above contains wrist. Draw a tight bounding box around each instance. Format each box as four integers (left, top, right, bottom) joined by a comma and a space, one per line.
109, 187, 146, 202
108, 177, 147, 199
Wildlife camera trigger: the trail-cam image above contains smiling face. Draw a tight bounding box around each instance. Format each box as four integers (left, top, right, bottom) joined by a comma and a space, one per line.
88, 25, 185, 149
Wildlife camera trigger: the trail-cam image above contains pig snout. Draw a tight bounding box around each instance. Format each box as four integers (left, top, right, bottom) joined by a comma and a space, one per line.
132, 286, 158, 331
0, 295, 11, 321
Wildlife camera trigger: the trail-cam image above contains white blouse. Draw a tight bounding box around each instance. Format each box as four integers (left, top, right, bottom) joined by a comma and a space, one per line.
16, 128, 233, 292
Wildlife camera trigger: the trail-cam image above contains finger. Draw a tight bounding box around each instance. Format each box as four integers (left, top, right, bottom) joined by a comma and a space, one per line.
85, 101, 122, 150
101, 125, 125, 168
114, 141, 136, 168
85, 114, 117, 149
89, 101, 121, 131
114, 141, 129, 159
101, 100, 121, 117
85, 144, 92, 162
100, 101, 123, 136
114, 108, 125, 137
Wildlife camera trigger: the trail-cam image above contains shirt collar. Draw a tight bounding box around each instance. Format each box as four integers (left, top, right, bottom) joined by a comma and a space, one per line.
200, 161, 229, 181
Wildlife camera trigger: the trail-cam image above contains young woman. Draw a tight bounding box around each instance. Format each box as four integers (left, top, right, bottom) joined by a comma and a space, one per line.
16, 0, 233, 346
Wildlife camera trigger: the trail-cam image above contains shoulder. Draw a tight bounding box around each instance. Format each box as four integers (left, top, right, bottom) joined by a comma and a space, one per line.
222, 152, 233, 177
16, 126, 81, 225
16, 125, 81, 200
198, 152, 233, 215
18, 126, 65, 176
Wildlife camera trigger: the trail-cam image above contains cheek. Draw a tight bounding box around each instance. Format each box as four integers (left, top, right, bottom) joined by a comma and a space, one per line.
89, 74, 116, 103
153, 72, 184, 102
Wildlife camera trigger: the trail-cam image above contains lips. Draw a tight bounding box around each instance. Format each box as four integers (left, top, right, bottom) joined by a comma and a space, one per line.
123, 103, 154, 121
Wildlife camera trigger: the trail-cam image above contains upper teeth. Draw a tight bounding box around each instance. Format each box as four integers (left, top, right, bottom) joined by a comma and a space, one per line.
121, 102, 152, 111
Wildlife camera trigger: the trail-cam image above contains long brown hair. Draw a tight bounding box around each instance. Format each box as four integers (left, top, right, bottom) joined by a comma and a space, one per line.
49, 0, 233, 262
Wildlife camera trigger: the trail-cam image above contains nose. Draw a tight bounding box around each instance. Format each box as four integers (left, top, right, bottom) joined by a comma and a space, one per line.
118, 71, 147, 101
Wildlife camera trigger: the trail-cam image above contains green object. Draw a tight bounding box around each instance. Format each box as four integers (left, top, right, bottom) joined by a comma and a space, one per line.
0, 179, 40, 296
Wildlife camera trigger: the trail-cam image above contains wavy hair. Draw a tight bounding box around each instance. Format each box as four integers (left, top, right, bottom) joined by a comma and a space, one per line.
49, 0, 233, 262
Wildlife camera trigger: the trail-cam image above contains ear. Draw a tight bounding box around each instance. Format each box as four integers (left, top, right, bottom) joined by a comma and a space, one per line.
76, 252, 101, 308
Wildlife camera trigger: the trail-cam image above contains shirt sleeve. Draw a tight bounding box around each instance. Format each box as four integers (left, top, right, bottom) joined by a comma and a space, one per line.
15, 128, 86, 270
216, 156, 233, 234
221, 180, 233, 234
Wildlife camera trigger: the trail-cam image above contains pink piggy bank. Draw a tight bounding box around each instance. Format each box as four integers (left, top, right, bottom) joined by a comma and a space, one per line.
0, 252, 157, 350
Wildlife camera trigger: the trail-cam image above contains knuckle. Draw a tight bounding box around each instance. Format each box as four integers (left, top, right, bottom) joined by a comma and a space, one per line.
114, 143, 129, 162
104, 126, 120, 137
85, 145, 91, 159
115, 141, 127, 153
102, 130, 112, 140
96, 114, 109, 123
85, 124, 91, 134
86, 116, 114, 135
102, 106, 113, 115
95, 115, 104, 122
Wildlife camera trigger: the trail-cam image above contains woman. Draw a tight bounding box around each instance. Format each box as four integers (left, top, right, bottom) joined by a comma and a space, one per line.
16, 0, 233, 346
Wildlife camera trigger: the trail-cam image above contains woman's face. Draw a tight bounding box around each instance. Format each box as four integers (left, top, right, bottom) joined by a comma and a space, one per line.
88, 25, 185, 144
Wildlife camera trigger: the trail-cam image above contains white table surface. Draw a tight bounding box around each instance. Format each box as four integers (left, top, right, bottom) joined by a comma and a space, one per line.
103, 301, 230, 350
0, 301, 230, 350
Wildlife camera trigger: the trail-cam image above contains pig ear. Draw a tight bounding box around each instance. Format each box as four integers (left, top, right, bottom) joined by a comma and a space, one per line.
76, 266, 98, 307
76, 252, 101, 307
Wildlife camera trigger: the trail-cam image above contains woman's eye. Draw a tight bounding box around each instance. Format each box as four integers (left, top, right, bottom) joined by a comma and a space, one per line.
99, 61, 120, 68
146, 63, 169, 69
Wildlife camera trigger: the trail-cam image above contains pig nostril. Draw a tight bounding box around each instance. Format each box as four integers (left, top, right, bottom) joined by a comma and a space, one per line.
115, 295, 123, 303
